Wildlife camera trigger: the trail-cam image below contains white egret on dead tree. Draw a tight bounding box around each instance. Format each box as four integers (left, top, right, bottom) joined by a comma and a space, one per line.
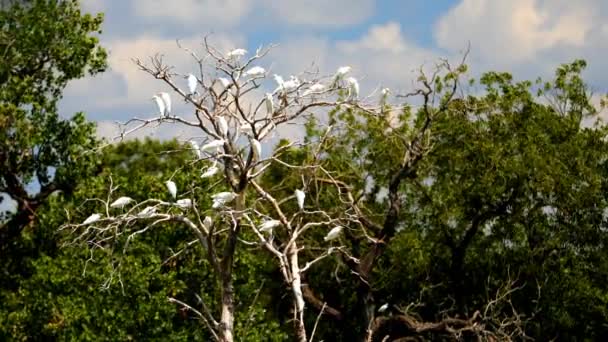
82, 213, 101, 225
110, 196, 133, 209
166, 180, 177, 199
187, 74, 198, 95
295, 189, 305, 210
201, 139, 225, 151
259, 219, 281, 233
244, 66, 265, 77
324, 226, 343, 241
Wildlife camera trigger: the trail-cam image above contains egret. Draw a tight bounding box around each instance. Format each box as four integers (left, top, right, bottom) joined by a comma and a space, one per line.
264, 93, 274, 115
166, 180, 177, 199
251, 139, 262, 159
110, 196, 133, 209
176, 198, 192, 209
218, 77, 232, 89
378, 303, 389, 313
203, 216, 213, 229
332, 66, 351, 85
227, 48, 247, 58
381, 87, 390, 105
189, 140, 202, 159
218, 116, 228, 137
201, 165, 219, 178
259, 219, 281, 233
303, 83, 325, 96
201, 139, 225, 151
295, 189, 305, 210
212, 192, 237, 209
212, 191, 237, 203
160, 92, 171, 116
239, 123, 253, 135
187, 74, 198, 95
244, 66, 265, 77
138, 206, 156, 218
152, 95, 165, 117
82, 213, 101, 225
282, 76, 300, 92
346, 77, 359, 100
324, 226, 343, 241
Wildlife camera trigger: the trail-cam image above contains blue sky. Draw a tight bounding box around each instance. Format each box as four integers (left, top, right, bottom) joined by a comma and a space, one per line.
61, 0, 608, 139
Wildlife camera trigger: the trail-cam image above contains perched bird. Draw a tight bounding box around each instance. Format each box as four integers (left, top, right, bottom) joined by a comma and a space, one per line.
346, 77, 359, 100
218, 77, 232, 89
332, 66, 351, 85
203, 216, 213, 229
187, 74, 198, 95
189, 140, 202, 159
201, 139, 225, 151
381, 87, 390, 106
218, 116, 228, 137
110, 196, 133, 209
295, 189, 305, 210
244, 66, 265, 77
282, 76, 300, 92
201, 164, 219, 178
227, 48, 247, 58
152, 95, 165, 117
138, 206, 156, 218
159, 92, 171, 116
176, 198, 192, 209
324, 226, 343, 241
166, 180, 177, 199
265, 93, 274, 116
259, 219, 281, 233
239, 123, 253, 135
251, 139, 262, 159
378, 303, 390, 313
211, 192, 237, 208
303, 83, 325, 96
82, 213, 101, 225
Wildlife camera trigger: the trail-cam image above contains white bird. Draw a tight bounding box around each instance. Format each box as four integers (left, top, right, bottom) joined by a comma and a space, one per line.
251, 139, 262, 159
378, 303, 389, 313
218, 116, 228, 137
82, 213, 101, 225
218, 77, 232, 89
239, 123, 253, 135
110, 196, 133, 209
201, 165, 219, 178
165, 180, 177, 199
259, 219, 281, 233
176, 198, 192, 209
281, 76, 300, 92
324, 226, 343, 241
346, 77, 359, 100
244, 66, 265, 77
159, 92, 171, 116
189, 140, 201, 159
303, 83, 325, 96
333, 66, 351, 85
138, 206, 156, 218
265, 93, 274, 115
211, 192, 237, 209
203, 216, 213, 229
295, 189, 305, 210
201, 139, 225, 151
273, 74, 284, 87
227, 48, 247, 58
152, 95, 165, 117
187, 74, 198, 95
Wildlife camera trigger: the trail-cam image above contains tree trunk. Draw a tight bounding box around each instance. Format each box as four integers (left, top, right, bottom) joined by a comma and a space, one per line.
288, 241, 308, 342
219, 274, 235, 342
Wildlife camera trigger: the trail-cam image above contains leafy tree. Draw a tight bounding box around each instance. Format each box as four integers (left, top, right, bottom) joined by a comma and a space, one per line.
0, 0, 107, 255
1, 139, 288, 341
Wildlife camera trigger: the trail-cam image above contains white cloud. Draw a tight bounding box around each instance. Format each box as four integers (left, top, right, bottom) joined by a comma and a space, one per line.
435, 0, 595, 64
132, 0, 253, 27
259, 0, 374, 28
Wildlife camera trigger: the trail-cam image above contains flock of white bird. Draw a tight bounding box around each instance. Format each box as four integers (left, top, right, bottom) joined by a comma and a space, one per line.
80, 48, 374, 243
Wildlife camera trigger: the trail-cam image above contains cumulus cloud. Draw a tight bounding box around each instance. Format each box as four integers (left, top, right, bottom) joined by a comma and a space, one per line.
435, 0, 595, 65
259, 0, 374, 28
132, 0, 253, 28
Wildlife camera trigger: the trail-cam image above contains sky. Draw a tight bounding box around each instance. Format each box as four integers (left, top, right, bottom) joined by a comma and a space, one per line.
60, 0, 608, 140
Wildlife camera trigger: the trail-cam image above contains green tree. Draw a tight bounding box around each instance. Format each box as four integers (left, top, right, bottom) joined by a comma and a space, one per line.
0, 0, 107, 253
